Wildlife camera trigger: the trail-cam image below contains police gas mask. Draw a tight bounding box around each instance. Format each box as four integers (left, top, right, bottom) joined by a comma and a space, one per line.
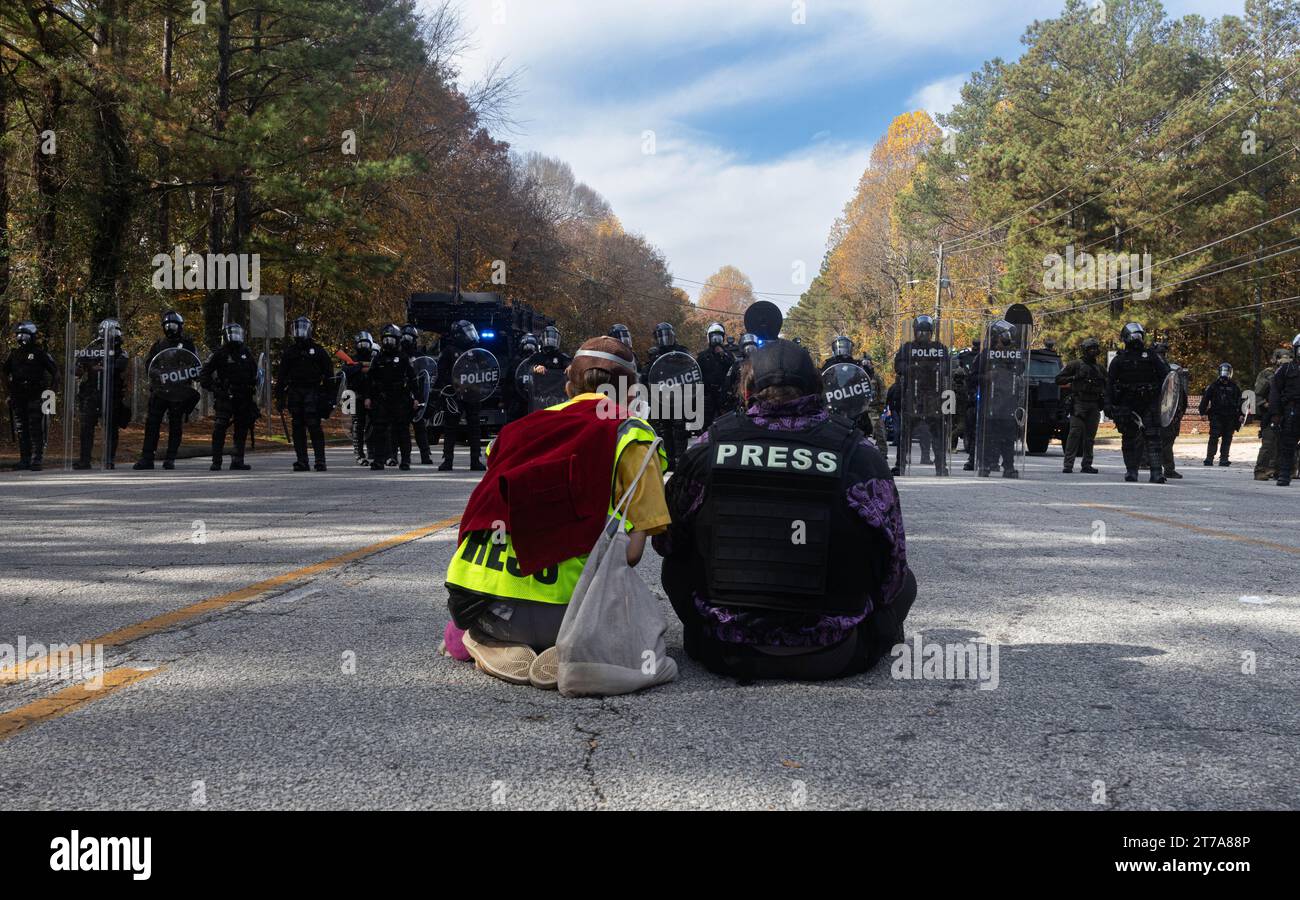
707, 323, 725, 348
739, 333, 758, 357
290, 316, 313, 344
100, 319, 123, 349
913, 316, 935, 345
990, 320, 1014, 348
519, 335, 539, 357
542, 326, 561, 352
832, 336, 853, 359
1219, 363, 1233, 380
15, 322, 36, 347
654, 322, 675, 349
380, 325, 401, 352
222, 323, 245, 346
609, 324, 632, 347
1081, 338, 1100, 360
163, 311, 184, 338
1121, 322, 1145, 351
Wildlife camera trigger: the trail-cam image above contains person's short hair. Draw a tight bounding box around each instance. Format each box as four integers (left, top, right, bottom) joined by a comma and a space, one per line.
737, 360, 803, 407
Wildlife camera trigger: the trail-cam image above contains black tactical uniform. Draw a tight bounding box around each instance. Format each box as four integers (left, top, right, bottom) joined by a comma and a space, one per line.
697, 341, 734, 430
1152, 343, 1188, 478
368, 328, 418, 470
969, 322, 1026, 478
1254, 349, 1290, 480
275, 318, 333, 471
1056, 341, 1106, 473
1269, 339, 1300, 486
135, 313, 201, 469
820, 345, 876, 442
341, 333, 375, 465
73, 322, 130, 470
958, 341, 980, 470
642, 323, 693, 470
892, 324, 950, 475
3, 324, 59, 470
396, 329, 434, 465
1105, 324, 1170, 483
1199, 368, 1243, 466
435, 321, 486, 471
200, 325, 259, 470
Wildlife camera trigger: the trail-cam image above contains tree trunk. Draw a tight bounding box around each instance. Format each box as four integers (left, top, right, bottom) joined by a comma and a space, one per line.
0, 50, 11, 340
204, 0, 233, 348
32, 74, 63, 335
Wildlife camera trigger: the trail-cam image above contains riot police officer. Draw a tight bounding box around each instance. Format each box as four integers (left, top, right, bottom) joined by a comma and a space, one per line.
1105, 322, 1170, 483
434, 319, 486, 471
656, 338, 916, 680
820, 335, 876, 444
1199, 363, 1244, 466
959, 339, 980, 470
274, 316, 333, 472
720, 332, 758, 415
367, 325, 418, 471
1151, 340, 1188, 479
72, 319, 130, 470
506, 332, 540, 423
642, 321, 692, 470
892, 314, 950, 475
969, 320, 1025, 478
133, 311, 201, 470
342, 331, 376, 466
1254, 348, 1291, 480
200, 323, 259, 470
860, 351, 888, 450
3, 321, 58, 471
1056, 337, 1106, 474
696, 322, 732, 430
1269, 335, 1300, 487
398, 325, 434, 465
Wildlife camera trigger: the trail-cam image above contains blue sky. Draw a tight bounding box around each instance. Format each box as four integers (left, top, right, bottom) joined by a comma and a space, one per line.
443, 0, 1251, 310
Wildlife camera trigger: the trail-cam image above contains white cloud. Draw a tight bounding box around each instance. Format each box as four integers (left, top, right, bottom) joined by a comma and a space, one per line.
909, 74, 968, 120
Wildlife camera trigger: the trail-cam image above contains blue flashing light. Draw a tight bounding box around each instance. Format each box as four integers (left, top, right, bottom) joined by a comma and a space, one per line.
481, 330, 496, 339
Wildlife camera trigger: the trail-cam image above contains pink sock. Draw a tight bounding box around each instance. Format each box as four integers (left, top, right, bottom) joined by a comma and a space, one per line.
442, 621, 471, 661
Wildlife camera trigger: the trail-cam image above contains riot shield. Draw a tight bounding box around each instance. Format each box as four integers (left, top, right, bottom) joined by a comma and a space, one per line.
1159, 370, 1181, 428
452, 348, 500, 403
896, 319, 953, 476
974, 320, 1031, 478
822, 362, 872, 419
62, 321, 81, 470
528, 368, 568, 412
411, 355, 438, 423
647, 350, 703, 432
148, 346, 204, 405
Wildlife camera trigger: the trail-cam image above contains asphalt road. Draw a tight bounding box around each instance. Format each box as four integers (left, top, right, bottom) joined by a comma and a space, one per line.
1, 437, 1296, 810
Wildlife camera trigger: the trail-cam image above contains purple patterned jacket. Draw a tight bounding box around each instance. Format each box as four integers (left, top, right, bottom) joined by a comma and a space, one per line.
654, 394, 910, 647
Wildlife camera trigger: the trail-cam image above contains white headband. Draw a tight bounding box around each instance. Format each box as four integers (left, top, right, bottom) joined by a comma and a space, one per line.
575, 348, 637, 373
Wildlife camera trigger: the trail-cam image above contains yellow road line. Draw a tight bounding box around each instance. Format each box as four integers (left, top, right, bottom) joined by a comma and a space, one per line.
1081, 502, 1300, 555
1, 516, 460, 685
0, 667, 164, 742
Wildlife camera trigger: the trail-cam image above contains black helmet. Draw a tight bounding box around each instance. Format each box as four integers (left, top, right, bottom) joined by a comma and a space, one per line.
519, 333, 539, 355
162, 310, 184, 336
222, 322, 245, 345
609, 324, 632, 347
831, 335, 853, 358
449, 320, 478, 347
1121, 322, 1145, 349
654, 322, 675, 348
989, 319, 1014, 346
971, 338, 981, 351
99, 318, 123, 345
401, 324, 419, 349
1081, 337, 1100, 355
15, 321, 36, 345
860, 351, 874, 372
1218, 362, 1233, 379
380, 324, 401, 349
1151, 340, 1169, 358
354, 331, 374, 353
913, 315, 935, 340
706, 322, 725, 346
739, 333, 758, 356
542, 325, 560, 351
1274, 347, 1292, 364
750, 339, 820, 398
1043, 338, 1056, 351
290, 316, 313, 341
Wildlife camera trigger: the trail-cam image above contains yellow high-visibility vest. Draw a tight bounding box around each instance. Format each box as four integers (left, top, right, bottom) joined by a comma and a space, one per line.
445, 400, 663, 606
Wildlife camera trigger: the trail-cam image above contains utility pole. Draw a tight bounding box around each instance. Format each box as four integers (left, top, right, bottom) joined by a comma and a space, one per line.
934, 242, 945, 325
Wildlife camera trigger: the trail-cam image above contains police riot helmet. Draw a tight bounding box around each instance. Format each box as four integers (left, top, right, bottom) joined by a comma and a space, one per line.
222, 322, 245, 345
750, 339, 820, 397
1080, 337, 1100, 356
449, 320, 479, 347
1151, 340, 1169, 358
15, 321, 37, 345
654, 322, 675, 348
1120, 322, 1145, 350
401, 324, 420, 348
913, 315, 935, 341
519, 333, 539, 355
609, 324, 632, 347
1274, 347, 1292, 364
99, 318, 123, 345
860, 351, 874, 372
542, 325, 561, 351
989, 319, 1014, 346
290, 316, 313, 341
1218, 362, 1233, 379
354, 331, 374, 353
1291, 333, 1300, 353
1043, 338, 1056, 352
971, 338, 981, 352
706, 322, 725, 347
380, 324, 401, 350
162, 310, 184, 336
831, 335, 853, 359
739, 333, 758, 356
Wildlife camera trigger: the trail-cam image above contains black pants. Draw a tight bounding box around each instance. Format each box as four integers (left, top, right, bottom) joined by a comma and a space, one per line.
10, 395, 45, 464
289, 408, 325, 465
1274, 404, 1299, 478
140, 394, 188, 462
898, 415, 944, 472
978, 417, 1018, 473
1205, 417, 1237, 462
371, 405, 412, 466
666, 567, 918, 682
212, 407, 255, 465
77, 397, 123, 465
1063, 399, 1100, 468
1116, 406, 1162, 474
351, 405, 370, 461
442, 403, 482, 465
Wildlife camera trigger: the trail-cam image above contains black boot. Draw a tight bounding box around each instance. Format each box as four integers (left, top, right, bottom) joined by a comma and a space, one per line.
293, 460, 310, 472
1125, 470, 1138, 482
1278, 468, 1292, 487
438, 458, 453, 471
133, 458, 155, 470
1081, 465, 1099, 473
